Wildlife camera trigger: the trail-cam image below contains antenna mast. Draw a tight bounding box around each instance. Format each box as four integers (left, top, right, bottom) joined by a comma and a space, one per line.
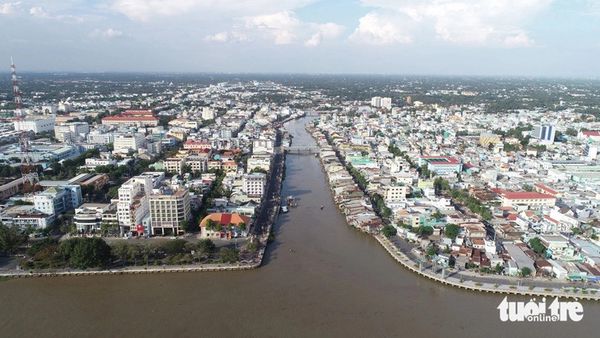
11, 56, 23, 114
10, 58, 33, 175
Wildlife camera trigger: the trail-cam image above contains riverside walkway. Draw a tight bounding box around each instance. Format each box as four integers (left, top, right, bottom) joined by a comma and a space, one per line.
376, 234, 600, 301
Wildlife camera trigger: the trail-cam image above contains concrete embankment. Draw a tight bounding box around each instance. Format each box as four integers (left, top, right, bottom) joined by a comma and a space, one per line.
0, 262, 261, 279
374, 235, 600, 301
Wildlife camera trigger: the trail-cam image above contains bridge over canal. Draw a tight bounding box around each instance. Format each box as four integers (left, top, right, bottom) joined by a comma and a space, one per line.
284, 145, 320, 155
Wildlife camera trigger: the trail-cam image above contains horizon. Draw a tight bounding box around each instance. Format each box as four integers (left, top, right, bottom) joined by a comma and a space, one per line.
4, 70, 600, 82
2, 1, 600, 77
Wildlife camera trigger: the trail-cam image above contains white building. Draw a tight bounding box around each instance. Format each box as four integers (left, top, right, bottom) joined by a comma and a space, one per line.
13, 115, 55, 134
202, 107, 216, 120
85, 158, 117, 169
54, 122, 90, 142
117, 176, 153, 235
186, 155, 208, 173
533, 125, 556, 144
0, 205, 52, 230
252, 139, 274, 154
243, 173, 266, 198
164, 157, 185, 174
87, 131, 114, 144
148, 188, 191, 236
371, 97, 392, 110
247, 154, 272, 173
585, 144, 598, 161
383, 184, 408, 203
33, 185, 83, 220
114, 133, 145, 153
74, 203, 117, 233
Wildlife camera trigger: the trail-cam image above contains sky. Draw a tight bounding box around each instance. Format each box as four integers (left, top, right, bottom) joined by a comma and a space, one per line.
1, 0, 600, 77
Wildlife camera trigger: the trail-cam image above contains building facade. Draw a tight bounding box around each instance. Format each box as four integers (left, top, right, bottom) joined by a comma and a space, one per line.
148, 189, 191, 236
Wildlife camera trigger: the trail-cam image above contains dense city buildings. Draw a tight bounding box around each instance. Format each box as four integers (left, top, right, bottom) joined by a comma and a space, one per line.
1, 72, 600, 312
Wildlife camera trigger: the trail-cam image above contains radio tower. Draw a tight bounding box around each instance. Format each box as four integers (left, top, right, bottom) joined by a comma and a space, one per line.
10, 57, 34, 179
11, 56, 23, 115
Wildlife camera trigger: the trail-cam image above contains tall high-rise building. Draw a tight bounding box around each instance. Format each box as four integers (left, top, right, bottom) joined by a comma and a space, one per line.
584, 144, 598, 161
117, 176, 153, 235
533, 125, 556, 144
371, 96, 392, 110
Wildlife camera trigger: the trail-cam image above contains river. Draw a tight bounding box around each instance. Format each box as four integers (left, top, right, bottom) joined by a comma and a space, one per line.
0, 116, 598, 337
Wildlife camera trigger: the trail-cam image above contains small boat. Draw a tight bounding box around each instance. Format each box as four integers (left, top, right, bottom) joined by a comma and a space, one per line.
314, 153, 318, 157
281, 206, 289, 213
320, 205, 324, 210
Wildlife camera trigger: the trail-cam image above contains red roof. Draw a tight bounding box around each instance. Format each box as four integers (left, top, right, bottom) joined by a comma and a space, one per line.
420, 156, 460, 164
582, 131, 600, 137
103, 116, 157, 121
534, 183, 558, 195
544, 215, 559, 224
501, 191, 555, 200
199, 213, 250, 228
122, 109, 154, 116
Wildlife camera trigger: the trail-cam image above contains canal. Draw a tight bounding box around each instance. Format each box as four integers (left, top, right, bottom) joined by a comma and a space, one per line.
0, 116, 598, 337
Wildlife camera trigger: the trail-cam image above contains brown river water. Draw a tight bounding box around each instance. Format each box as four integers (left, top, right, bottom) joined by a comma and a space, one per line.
0, 117, 598, 337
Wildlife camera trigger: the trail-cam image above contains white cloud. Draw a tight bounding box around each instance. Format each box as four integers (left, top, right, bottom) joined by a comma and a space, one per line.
503, 31, 534, 48
305, 23, 345, 47
0, 1, 20, 15
204, 31, 249, 43
205, 32, 229, 43
205, 10, 344, 47
357, 0, 551, 46
349, 13, 412, 45
243, 11, 300, 45
29, 5, 84, 22
29, 6, 49, 18
111, 0, 316, 21
90, 28, 124, 39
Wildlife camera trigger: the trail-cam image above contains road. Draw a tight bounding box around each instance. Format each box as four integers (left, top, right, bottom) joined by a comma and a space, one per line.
250, 128, 285, 237
388, 234, 595, 290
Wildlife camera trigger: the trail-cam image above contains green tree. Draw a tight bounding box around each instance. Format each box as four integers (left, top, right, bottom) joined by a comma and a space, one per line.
431, 211, 445, 221
520, 267, 532, 277
58, 237, 112, 269
0, 223, 27, 255
444, 223, 460, 240
419, 164, 432, 179
417, 226, 433, 237
162, 239, 187, 255
112, 242, 130, 265
433, 177, 450, 194
219, 247, 239, 263
426, 244, 439, 258
382, 225, 397, 238
197, 239, 216, 256
565, 128, 578, 137
205, 219, 216, 231
181, 220, 196, 233
528, 237, 546, 255
100, 222, 119, 237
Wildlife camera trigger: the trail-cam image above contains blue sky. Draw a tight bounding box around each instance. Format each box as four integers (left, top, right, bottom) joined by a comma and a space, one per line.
1, 0, 600, 77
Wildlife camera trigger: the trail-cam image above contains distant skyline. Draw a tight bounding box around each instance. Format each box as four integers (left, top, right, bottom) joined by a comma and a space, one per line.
1, 0, 600, 77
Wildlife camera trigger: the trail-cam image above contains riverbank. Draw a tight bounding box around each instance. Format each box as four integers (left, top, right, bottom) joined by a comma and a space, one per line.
0, 261, 260, 279
308, 124, 600, 301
